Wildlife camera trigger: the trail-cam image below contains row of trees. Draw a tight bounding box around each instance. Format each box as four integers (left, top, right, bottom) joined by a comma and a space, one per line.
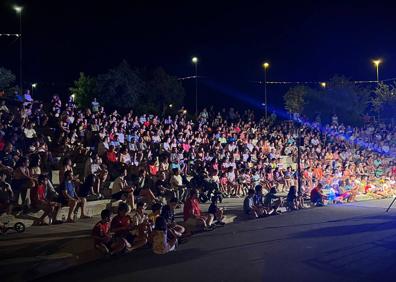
284, 75, 395, 125
0, 67, 16, 95
70, 60, 185, 114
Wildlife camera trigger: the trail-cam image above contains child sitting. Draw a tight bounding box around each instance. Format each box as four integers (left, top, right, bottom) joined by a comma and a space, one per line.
110, 202, 147, 252
92, 209, 125, 255
152, 216, 177, 254
208, 195, 225, 225
161, 197, 185, 237
243, 189, 265, 218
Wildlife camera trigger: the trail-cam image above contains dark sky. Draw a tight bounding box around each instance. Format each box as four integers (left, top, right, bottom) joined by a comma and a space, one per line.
1, 0, 395, 109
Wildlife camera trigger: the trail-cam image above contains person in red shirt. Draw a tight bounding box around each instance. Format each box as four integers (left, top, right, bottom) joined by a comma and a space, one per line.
183, 189, 214, 232
30, 175, 61, 225
110, 202, 147, 252
106, 145, 117, 163
92, 209, 125, 255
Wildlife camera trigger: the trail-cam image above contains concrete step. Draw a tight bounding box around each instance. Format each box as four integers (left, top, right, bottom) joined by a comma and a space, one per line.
10, 200, 112, 228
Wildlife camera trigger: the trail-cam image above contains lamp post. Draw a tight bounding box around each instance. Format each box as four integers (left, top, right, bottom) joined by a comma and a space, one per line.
31, 83, 37, 96
14, 5, 23, 95
262, 62, 270, 120
372, 59, 381, 82
192, 57, 198, 117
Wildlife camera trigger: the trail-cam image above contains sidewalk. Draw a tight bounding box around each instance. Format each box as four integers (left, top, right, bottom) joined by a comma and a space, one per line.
0, 198, 243, 282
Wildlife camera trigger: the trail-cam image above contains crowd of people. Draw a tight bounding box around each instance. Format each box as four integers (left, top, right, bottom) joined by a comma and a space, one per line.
0, 91, 395, 254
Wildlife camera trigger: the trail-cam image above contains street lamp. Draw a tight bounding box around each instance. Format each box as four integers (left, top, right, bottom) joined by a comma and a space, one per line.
320, 82, 326, 88
192, 56, 198, 117
31, 83, 37, 95
13, 5, 23, 95
262, 62, 270, 120
372, 59, 382, 82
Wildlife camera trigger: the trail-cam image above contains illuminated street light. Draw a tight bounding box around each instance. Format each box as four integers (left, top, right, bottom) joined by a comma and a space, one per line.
13, 5, 23, 95
31, 83, 37, 95
13, 5, 23, 13
192, 57, 199, 116
320, 82, 326, 88
372, 59, 382, 82
262, 62, 270, 120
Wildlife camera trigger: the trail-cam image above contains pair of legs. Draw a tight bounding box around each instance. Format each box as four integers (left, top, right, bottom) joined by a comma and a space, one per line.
168, 222, 185, 237
34, 201, 60, 224
66, 197, 89, 222
247, 206, 267, 218
96, 239, 125, 256
124, 234, 147, 252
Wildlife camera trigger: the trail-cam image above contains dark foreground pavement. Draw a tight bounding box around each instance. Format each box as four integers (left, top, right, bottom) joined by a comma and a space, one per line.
30, 199, 396, 282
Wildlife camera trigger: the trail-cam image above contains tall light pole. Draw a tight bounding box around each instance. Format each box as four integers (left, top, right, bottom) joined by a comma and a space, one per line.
14, 5, 23, 95
31, 83, 37, 96
372, 59, 381, 82
262, 62, 270, 120
192, 56, 198, 117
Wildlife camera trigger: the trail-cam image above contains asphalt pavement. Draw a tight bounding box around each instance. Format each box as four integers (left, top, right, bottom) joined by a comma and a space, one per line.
32, 198, 396, 282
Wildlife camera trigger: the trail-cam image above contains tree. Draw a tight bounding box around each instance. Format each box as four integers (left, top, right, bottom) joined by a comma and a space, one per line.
69, 72, 97, 108
284, 85, 308, 115
304, 75, 370, 125
372, 82, 396, 119
0, 67, 16, 96
142, 67, 185, 114
96, 60, 145, 109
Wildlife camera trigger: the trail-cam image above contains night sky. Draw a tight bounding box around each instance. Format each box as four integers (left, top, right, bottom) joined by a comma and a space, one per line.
1, 0, 395, 109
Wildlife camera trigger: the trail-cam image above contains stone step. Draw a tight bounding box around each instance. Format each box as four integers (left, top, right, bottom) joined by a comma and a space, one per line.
8, 199, 112, 228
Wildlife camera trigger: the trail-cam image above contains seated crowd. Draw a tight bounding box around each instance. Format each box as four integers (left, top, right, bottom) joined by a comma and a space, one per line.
0, 91, 396, 251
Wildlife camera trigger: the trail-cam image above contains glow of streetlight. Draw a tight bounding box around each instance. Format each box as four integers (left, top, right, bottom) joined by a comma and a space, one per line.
372, 59, 382, 66
320, 82, 326, 88
192, 57, 198, 64
32, 83, 37, 88
262, 62, 270, 69
169, 104, 173, 108
13, 5, 23, 13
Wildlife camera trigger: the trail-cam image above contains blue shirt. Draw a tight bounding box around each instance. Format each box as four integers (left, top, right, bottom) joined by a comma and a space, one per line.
64, 181, 77, 198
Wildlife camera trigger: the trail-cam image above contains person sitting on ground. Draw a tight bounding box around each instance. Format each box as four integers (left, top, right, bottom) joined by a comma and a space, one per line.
110, 202, 147, 252
243, 188, 266, 218
161, 197, 186, 238
152, 216, 178, 255
208, 195, 225, 225
286, 185, 303, 211
58, 171, 90, 223
253, 185, 265, 207
111, 169, 135, 210
30, 174, 61, 225
148, 202, 162, 226
264, 187, 283, 215
131, 201, 153, 242
310, 183, 326, 206
183, 189, 214, 232
92, 209, 125, 256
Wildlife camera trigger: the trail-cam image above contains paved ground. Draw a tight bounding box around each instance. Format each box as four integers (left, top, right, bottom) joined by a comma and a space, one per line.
2, 198, 396, 282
